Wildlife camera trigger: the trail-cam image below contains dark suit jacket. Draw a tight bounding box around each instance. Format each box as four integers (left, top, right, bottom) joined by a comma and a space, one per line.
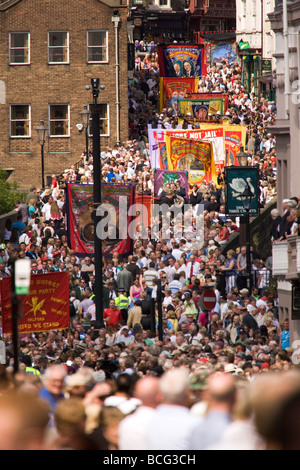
243, 313, 258, 331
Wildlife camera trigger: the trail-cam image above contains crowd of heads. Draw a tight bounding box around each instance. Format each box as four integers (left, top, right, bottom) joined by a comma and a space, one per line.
0, 40, 299, 451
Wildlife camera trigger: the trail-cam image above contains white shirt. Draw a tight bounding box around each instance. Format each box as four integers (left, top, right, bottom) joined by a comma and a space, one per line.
42, 203, 51, 221
145, 404, 203, 450
119, 406, 156, 450
186, 261, 200, 278
172, 249, 184, 260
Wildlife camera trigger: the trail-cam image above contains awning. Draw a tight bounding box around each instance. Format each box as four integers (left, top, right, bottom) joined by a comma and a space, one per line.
259, 74, 273, 84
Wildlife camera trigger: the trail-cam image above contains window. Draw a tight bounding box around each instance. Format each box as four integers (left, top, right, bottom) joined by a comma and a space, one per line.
88, 103, 109, 136
10, 105, 31, 137
48, 31, 69, 64
49, 104, 69, 137
87, 31, 108, 63
9, 32, 30, 64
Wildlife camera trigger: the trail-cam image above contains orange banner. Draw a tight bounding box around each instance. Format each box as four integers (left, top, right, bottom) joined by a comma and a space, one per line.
166, 135, 217, 185
1, 272, 70, 334
159, 77, 199, 111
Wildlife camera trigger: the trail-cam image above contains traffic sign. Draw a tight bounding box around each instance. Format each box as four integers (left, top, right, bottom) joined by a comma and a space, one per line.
201, 288, 216, 311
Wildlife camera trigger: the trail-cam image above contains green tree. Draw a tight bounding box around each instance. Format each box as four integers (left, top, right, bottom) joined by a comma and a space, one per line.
0, 169, 25, 215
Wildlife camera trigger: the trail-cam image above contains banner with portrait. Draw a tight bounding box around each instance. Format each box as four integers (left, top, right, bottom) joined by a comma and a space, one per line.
158, 43, 207, 78
185, 93, 229, 113
153, 169, 189, 200
177, 98, 224, 119
165, 136, 217, 186
159, 77, 199, 112
65, 183, 135, 257
1, 272, 70, 335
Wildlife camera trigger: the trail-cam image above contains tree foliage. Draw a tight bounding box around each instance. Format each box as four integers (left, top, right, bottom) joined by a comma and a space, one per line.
0, 169, 25, 215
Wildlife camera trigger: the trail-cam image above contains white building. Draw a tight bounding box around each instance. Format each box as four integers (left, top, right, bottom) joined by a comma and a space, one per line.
269, 0, 300, 343
236, 0, 276, 95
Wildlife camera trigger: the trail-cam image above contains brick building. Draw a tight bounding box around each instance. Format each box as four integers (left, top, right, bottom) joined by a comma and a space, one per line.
0, 0, 128, 188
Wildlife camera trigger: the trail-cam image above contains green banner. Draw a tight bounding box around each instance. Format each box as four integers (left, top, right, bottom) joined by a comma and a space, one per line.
239, 41, 250, 50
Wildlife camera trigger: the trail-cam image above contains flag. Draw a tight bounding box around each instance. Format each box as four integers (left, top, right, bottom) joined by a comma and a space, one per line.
1, 272, 70, 334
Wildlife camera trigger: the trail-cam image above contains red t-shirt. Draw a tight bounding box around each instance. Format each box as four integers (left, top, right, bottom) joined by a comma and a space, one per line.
103, 308, 122, 327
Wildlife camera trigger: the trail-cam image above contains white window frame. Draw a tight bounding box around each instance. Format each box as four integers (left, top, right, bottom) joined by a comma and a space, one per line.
153, 0, 171, 8
9, 104, 31, 138
48, 103, 70, 137
9, 32, 30, 65
88, 103, 109, 137
48, 31, 69, 64
87, 30, 108, 63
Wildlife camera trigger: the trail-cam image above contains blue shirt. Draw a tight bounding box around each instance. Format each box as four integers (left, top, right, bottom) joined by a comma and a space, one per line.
12, 220, 25, 236
281, 329, 290, 350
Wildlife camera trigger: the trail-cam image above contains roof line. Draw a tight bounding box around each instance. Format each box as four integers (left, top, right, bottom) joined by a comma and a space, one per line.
0, 0, 127, 10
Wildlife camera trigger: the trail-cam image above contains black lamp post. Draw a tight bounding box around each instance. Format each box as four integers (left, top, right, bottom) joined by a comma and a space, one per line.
90, 78, 105, 329
239, 181, 255, 293
80, 105, 91, 161
36, 120, 48, 189
235, 145, 253, 291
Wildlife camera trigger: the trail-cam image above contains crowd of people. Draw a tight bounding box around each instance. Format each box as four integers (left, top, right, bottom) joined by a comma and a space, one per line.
0, 40, 299, 451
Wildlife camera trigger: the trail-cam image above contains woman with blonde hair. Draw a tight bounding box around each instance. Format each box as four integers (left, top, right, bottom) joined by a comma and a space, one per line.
50, 199, 62, 236
28, 199, 38, 219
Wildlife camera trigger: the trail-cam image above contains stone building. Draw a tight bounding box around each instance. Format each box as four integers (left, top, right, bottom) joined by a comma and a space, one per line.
0, 0, 128, 188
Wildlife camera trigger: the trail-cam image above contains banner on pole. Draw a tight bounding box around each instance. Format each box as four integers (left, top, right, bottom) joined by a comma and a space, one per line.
1, 272, 70, 335
65, 183, 135, 257
165, 136, 217, 185
159, 77, 199, 112
157, 43, 207, 78
154, 169, 189, 200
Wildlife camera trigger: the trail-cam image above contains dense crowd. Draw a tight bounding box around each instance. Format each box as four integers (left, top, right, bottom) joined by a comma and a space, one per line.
0, 40, 300, 451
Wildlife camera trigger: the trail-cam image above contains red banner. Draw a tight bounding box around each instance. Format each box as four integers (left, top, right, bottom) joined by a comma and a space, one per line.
0, 272, 70, 334
65, 183, 135, 257
159, 77, 199, 111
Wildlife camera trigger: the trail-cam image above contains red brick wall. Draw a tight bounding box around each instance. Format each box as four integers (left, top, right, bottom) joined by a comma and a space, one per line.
0, 0, 129, 188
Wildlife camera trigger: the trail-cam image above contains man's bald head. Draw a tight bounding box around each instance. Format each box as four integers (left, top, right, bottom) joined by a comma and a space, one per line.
134, 376, 161, 408
207, 373, 236, 405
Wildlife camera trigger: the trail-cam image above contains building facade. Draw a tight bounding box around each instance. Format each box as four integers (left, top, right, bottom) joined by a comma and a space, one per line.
236, 0, 276, 97
0, 0, 128, 188
269, 0, 300, 344
189, 0, 236, 43
128, 0, 189, 43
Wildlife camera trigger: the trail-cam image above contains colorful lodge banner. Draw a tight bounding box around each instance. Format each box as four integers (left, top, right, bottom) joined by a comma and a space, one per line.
177, 98, 224, 119
65, 183, 135, 257
153, 169, 189, 200
159, 77, 199, 112
148, 124, 247, 175
148, 126, 225, 171
157, 43, 207, 78
186, 93, 229, 112
165, 136, 217, 186
1, 272, 70, 335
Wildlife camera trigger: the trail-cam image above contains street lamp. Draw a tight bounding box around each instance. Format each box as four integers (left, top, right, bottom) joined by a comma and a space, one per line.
239, 181, 255, 293
236, 146, 249, 167
90, 78, 105, 329
80, 105, 91, 161
36, 120, 48, 189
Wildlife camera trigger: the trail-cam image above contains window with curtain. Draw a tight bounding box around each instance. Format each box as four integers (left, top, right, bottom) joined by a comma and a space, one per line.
49, 104, 69, 136
48, 31, 69, 64
10, 104, 31, 137
87, 31, 108, 63
9, 32, 30, 64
